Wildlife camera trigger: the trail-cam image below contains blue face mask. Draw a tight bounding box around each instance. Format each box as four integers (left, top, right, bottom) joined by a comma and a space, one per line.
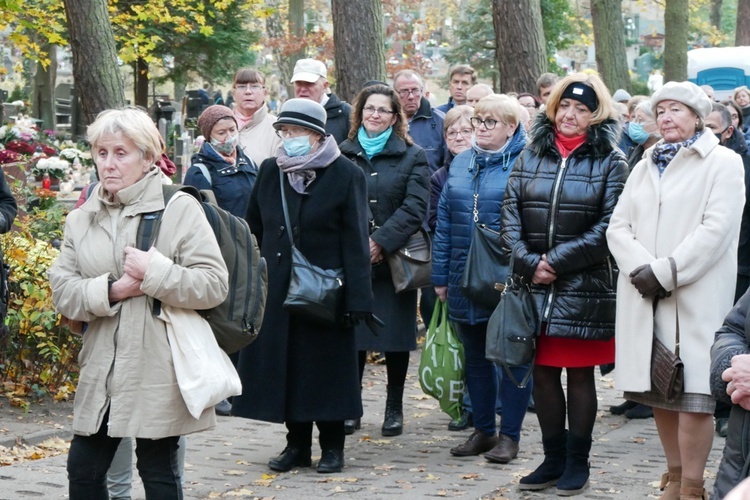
282, 135, 313, 157
628, 122, 651, 145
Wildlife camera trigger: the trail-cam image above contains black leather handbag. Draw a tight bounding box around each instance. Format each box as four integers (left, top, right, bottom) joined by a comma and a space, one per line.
387, 228, 432, 293
485, 244, 538, 388
460, 186, 508, 308
279, 169, 344, 325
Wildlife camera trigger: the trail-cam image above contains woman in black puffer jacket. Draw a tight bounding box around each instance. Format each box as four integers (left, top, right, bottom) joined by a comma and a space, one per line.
500, 73, 628, 496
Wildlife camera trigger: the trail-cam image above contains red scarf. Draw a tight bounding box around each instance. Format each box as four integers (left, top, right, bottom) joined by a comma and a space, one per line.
554, 129, 587, 158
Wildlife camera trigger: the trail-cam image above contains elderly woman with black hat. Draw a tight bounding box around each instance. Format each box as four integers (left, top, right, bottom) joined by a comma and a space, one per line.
608, 81, 745, 499
232, 98, 373, 474
500, 73, 628, 496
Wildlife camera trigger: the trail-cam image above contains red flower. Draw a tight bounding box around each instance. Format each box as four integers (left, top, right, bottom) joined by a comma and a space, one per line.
0, 150, 20, 164
5, 140, 35, 155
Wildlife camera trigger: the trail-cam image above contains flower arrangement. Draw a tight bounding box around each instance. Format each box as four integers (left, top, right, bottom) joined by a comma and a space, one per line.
4, 139, 35, 155
0, 149, 21, 165
31, 157, 71, 180
59, 147, 93, 168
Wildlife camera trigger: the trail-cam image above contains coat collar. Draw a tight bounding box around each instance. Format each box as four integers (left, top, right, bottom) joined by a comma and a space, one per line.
240, 104, 269, 131
527, 112, 622, 158
410, 97, 435, 121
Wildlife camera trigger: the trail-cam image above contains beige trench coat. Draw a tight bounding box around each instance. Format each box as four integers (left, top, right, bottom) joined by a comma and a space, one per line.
607, 131, 745, 395
49, 168, 228, 438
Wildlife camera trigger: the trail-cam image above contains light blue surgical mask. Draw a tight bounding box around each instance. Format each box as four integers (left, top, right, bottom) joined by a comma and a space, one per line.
628, 122, 651, 145
283, 135, 313, 157
211, 133, 238, 155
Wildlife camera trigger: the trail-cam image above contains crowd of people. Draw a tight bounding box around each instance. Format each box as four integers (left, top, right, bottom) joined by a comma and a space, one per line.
42, 57, 750, 500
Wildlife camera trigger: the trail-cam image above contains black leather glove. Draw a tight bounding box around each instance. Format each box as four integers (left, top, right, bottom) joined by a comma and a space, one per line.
343, 311, 384, 335
629, 264, 666, 298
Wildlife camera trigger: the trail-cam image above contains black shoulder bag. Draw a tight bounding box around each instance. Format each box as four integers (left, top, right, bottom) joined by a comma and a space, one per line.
278, 168, 345, 325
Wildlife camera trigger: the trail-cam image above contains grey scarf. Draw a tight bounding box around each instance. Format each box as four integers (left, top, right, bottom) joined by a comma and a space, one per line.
276, 135, 341, 193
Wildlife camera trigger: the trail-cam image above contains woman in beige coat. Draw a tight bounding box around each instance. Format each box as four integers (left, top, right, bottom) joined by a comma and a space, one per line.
48, 108, 228, 500
607, 81, 745, 500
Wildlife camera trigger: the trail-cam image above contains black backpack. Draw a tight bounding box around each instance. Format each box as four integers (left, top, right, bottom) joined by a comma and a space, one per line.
138, 184, 267, 353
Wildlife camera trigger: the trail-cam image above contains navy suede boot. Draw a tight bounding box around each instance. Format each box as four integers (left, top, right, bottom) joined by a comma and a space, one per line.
518, 432, 566, 491
555, 434, 591, 496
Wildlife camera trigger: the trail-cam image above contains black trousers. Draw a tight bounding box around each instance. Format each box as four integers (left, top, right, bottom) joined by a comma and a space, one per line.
286, 421, 345, 451
67, 410, 182, 500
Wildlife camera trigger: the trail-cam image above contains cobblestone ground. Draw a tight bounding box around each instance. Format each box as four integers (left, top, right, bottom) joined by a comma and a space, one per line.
0, 352, 725, 499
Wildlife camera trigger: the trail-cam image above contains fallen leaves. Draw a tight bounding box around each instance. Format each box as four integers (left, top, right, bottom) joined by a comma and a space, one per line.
0, 436, 69, 466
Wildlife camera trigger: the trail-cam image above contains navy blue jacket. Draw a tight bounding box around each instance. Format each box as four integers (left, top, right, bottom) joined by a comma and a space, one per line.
184, 144, 258, 217
432, 125, 527, 324
436, 97, 455, 115
408, 97, 446, 175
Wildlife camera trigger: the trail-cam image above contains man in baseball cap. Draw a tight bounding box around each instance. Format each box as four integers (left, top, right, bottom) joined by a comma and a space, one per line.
291, 58, 351, 143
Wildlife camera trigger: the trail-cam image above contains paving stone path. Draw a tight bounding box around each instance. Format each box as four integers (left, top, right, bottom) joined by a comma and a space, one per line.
0, 352, 726, 499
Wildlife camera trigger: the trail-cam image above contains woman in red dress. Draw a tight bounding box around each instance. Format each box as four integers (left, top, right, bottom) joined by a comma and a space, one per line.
500, 73, 629, 496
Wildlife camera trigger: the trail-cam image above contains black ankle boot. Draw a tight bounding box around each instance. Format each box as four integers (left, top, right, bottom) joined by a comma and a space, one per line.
344, 418, 361, 435
555, 434, 591, 496
519, 432, 566, 491
317, 448, 344, 473
268, 446, 312, 472
381, 385, 404, 436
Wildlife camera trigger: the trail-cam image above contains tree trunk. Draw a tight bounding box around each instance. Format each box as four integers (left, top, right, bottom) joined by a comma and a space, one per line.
32, 43, 56, 131
709, 0, 722, 30
266, 0, 294, 99
331, 0, 385, 103
135, 57, 149, 108
493, 0, 546, 94
288, 0, 306, 67
737, 0, 750, 46
62, 0, 125, 124
664, 0, 689, 83
590, 0, 630, 93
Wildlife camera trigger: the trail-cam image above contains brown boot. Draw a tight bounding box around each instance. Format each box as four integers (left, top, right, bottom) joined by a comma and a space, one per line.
659, 466, 681, 500
680, 477, 707, 500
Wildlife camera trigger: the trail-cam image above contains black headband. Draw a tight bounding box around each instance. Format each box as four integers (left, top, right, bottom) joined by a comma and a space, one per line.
561, 83, 599, 112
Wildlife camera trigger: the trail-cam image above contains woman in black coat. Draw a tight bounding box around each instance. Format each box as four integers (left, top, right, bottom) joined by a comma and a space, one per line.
339, 85, 430, 437
500, 73, 628, 496
234, 99, 373, 474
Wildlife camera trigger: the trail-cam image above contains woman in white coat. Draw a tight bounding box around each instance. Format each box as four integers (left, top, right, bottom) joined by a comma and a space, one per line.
607, 81, 745, 500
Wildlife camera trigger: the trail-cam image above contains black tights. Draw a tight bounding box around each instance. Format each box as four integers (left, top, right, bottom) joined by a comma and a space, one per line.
532, 365, 597, 439
358, 351, 410, 388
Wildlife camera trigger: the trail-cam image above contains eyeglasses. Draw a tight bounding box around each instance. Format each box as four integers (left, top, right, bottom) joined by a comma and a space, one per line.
275, 129, 310, 139
470, 117, 501, 130
235, 84, 264, 92
446, 128, 473, 140
363, 106, 395, 116
396, 88, 422, 98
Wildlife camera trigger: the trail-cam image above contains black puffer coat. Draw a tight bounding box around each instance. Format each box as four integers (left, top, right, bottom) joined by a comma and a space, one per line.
710, 290, 750, 499
500, 113, 628, 340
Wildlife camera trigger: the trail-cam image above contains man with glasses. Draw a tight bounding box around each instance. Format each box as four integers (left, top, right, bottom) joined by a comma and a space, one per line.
291, 58, 351, 144
231, 68, 282, 167
437, 64, 477, 114
392, 70, 447, 175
